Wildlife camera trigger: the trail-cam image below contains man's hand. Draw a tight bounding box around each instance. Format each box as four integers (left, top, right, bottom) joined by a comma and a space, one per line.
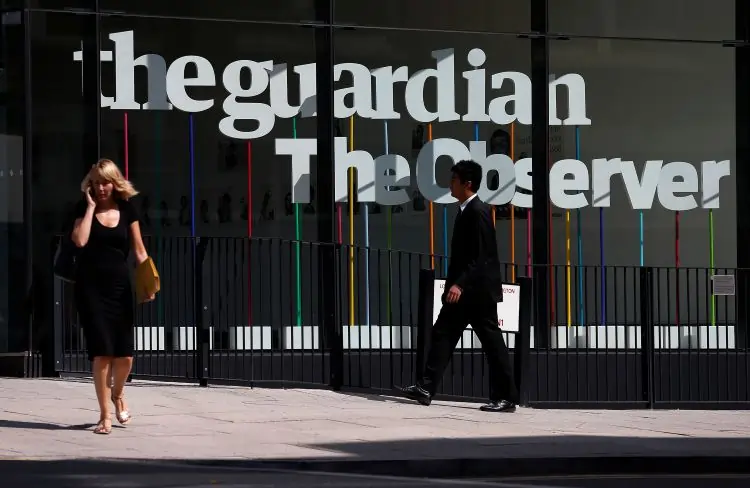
446, 284, 462, 304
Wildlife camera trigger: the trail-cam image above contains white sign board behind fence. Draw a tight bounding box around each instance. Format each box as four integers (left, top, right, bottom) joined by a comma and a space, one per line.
711, 275, 736, 296
433, 279, 521, 333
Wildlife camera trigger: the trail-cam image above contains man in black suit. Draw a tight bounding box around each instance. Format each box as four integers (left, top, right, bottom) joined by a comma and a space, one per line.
401, 160, 519, 412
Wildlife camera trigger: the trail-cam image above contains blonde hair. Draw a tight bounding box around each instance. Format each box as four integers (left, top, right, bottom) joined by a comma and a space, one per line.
80, 159, 139, 201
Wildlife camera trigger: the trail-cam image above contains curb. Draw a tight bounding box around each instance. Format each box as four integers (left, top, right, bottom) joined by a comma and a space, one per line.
182, 455, 750, 479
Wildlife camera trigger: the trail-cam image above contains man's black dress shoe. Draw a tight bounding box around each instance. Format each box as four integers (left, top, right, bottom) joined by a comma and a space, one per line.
480, 400, 516, 412
398, 384, 432, 406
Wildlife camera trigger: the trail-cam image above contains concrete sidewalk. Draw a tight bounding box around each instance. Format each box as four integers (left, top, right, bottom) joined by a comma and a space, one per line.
1, 378, 749, 478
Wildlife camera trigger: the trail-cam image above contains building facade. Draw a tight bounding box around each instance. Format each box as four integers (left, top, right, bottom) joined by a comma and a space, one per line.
0, 1, 748, 368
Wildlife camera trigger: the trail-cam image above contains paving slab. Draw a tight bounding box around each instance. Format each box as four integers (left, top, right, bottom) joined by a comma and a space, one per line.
1, 378, 750, 478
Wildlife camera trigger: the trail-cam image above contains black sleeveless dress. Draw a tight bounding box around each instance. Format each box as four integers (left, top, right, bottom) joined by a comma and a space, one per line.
73, 199, 139, 361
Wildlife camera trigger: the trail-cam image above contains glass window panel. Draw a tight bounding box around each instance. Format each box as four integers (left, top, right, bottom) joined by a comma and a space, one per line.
335, 0, 530, 33
547, 38, 735, 326
549, 0, 735, 41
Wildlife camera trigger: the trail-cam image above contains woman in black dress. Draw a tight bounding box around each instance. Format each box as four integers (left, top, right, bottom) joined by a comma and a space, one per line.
71, 159, 153, 435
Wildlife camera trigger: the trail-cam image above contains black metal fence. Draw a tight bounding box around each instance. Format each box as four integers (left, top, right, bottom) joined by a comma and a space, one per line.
52, 236, 750, 408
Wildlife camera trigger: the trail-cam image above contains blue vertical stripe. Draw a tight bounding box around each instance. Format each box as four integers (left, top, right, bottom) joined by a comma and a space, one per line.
575, 127, 584, 326
189, 115, 196, 239
639, 211, 644, 266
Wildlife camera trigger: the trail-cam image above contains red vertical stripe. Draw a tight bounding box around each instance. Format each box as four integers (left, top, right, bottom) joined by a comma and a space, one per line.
337, 205, 343, 244
247, 141, 253, 237
247, 141, 253, 326
527, 210, 532, 276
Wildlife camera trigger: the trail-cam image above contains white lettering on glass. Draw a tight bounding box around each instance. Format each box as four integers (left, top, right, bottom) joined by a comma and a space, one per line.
72, 30, 591, 130
70, 30, 732, 212
276, 138, 730, 212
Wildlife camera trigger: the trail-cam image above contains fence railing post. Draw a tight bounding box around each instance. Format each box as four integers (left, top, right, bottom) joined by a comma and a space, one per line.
416, 268, 436, 382
195, 237, 210, 387
322, 243, 343, 390
639, 266, 655, 408
52, 276, 63, 376
515, 276, 533, 407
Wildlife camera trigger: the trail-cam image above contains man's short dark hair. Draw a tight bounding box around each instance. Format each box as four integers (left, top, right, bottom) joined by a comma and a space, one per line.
490, 128, 509, 142
451, 160, 483, 193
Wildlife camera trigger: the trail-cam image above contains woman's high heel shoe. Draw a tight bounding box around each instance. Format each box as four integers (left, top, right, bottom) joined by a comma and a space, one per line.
111, 394, 132, 425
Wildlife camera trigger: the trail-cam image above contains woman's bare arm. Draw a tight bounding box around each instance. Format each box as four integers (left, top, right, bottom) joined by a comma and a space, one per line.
129, 221, 149, 264
71, 206, 96, 247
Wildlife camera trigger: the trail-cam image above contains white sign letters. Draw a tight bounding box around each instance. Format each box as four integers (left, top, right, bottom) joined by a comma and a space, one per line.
73, 30, 732, 212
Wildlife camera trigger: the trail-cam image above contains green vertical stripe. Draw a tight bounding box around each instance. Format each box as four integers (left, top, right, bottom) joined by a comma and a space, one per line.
293, 117, 302, 327
155, 113, 163, 326
710, 209, 715, 326
386, 207, 392, 326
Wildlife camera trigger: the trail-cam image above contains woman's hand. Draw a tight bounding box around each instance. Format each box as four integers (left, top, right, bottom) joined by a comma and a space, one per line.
84, 188, 96, 209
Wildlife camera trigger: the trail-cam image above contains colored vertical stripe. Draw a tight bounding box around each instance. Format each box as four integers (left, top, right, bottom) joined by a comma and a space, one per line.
510, 123, 516, 282
565, 127, 571, 326
348, 116, 355, 327
599, 202, 607, 325
709, 209, 716, 326
293, 118, 302, 327
384, 121, 392, 326
442, 204, 448, 274
362, 120, 371, 328
526, 209, 532, 276
337, 206, 343, 244
428, 123, 435, 270
337, 120, 343, 245
246, 141, 253, 327
549, 149, 556, 326
639, 211, 644, 266
599, 133, 607, 325
575, 127, 584, 326
247, 141, 253, 237
189, 115, 197, 337
476, 122, 482, 275
123, 112, 129, 179
189, 116, 196, 239
526, 125, 532, 276
154, 114, 163, 327
566, 207, 571, 327
447, 120, 463, 274
675, 211, 680, 326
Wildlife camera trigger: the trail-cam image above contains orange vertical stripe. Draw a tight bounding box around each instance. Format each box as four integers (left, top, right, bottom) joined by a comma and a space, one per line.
548, 152, 555, 325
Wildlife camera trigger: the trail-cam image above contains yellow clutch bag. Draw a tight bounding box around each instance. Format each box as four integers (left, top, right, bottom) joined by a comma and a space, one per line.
135, 257, 160, 304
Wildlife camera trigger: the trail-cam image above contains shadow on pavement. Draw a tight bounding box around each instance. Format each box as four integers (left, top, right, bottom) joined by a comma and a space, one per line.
2, 435, 750, 482
0, 460, 454, 488
0, 420, 96, 431
1, 456, 750, 488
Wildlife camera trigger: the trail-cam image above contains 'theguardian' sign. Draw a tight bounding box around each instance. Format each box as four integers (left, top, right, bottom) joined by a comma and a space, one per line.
74, 31, 731, 211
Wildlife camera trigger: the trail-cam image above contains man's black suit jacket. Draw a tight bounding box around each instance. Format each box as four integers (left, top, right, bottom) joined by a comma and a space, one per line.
445, 195, 503, 303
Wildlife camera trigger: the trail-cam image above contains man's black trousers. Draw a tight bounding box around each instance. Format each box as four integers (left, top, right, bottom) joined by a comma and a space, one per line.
420, 293, 519, 403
